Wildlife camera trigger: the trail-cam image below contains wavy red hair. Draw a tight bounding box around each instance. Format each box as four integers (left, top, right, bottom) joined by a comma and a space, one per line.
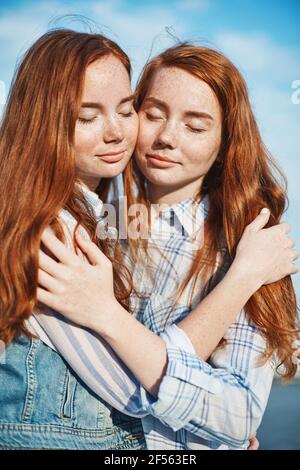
0, 29, 132, 346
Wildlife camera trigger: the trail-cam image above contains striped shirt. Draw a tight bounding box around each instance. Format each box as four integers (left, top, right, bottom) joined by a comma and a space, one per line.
28, 185, 275, 450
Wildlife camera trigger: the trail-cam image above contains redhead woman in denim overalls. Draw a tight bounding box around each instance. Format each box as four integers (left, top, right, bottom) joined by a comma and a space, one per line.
0, 29, 145, 450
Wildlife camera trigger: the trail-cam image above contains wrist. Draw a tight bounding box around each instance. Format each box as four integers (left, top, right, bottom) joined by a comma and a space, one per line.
227, 260, 261, 299
88, 299, 129, 338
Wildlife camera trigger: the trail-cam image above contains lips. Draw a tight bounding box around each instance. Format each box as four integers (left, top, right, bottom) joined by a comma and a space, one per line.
97, 151, 126, 163
146, 153, 178, 168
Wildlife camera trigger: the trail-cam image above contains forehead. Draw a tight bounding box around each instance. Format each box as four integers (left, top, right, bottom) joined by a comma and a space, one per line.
145, 66, 220, 115
82, 55, 131, 101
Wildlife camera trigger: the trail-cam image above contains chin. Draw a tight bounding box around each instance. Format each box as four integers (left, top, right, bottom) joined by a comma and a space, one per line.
140, 166, 178, 186
100, 159, 131, 178
101, 168, 122, 178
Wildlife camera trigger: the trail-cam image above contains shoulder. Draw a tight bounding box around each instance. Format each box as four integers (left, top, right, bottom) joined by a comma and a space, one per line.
57, 208, 90, 252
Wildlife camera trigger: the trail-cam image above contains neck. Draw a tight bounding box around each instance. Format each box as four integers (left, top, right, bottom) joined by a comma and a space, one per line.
80, 176, 101, 193
148, 176, 204, 206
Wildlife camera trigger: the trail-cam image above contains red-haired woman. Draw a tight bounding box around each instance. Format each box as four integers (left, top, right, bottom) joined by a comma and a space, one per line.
0, 29, 145, 449
34, 44, 299, 450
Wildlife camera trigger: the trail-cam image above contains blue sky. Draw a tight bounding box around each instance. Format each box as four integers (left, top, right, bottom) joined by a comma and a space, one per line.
0, 0, 299, 295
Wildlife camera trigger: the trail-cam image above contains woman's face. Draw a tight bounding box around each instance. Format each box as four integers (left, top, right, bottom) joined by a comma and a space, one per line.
135, 66, 222, 201
74, 54, 138, 190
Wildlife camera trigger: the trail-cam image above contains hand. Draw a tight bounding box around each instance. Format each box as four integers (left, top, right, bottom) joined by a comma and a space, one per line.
232, 208, 298, 290
247, 433, 259, 450
37, 228, 119, 329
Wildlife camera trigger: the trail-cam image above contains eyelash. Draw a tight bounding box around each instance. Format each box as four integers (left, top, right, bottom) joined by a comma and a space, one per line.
120, 111, 134, 117
145, 112, 204, 134
78, 117, 97, 125
145, 112, 163, 121
78, 111, 134, 125
186, 125, 204, 134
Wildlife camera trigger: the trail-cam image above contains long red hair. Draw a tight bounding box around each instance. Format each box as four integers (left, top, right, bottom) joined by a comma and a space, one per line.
0, 29, 132, 346
123, 43, 299, 379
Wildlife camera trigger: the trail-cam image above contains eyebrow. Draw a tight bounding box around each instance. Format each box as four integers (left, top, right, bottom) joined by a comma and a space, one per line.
185, 111, 213, 121
144, 97, 167, 110
81, 94, 135, 109
144, 96, 213, 121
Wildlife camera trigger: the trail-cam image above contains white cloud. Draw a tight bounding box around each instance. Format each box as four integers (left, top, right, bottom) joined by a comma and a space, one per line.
291, 80, 300, 104
0, 0, 189, 89
0, 1, 70, 90
87, 1, 188, 82
213, 32, 300, 175
215, 32, 300, 81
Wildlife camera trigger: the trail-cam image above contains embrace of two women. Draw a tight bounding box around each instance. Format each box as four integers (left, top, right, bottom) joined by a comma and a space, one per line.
0, 29, 299, 450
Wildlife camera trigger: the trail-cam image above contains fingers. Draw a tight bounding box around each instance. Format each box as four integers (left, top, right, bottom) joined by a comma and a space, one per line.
290, 250, 299, 261
285, 249, 299, 276
37, 287, 60, 311
247, 437, 259, 450
41, 227, 78, 266
247, 208, 270, 232
280, 222, 292, 234
39, 250, 66, 278
75, 232, 109, 266
291, 265, 299, 274
265, 223, 294, 251
286, 238, 296, 249
289, 259, 299, 274
38, 268, 61, 294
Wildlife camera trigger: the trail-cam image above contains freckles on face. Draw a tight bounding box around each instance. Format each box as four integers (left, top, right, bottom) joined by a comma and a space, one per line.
75, 125, 100, 155
74, 54, 138, 184
135, 66, 222, 188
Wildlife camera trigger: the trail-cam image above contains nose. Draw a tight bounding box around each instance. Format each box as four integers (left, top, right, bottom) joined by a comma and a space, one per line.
154, 121, 177, 149
103, 116, 124, 144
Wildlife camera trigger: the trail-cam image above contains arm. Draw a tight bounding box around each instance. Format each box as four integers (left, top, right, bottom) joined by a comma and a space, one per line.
85, 298, 273, 448
85, 268, 257, 396
145, 310, 275, 448
33, 308, 148, 417
37, 240, 253, 397
177, 210, 297, 358
37, 210, 297, 395
35, 285, 274, 448
35, 212, 296, 446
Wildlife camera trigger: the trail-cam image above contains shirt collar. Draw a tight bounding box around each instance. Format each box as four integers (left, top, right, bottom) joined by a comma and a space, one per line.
158, 195, 209, 240
77, 182, 210, 239
77, 183, 104, 220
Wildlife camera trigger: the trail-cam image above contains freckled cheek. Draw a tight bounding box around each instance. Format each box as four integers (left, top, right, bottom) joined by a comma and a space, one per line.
187, 137, 221, 167
124, 118, 139, 150
74, 128, 101, 155
136, 124, 157, 154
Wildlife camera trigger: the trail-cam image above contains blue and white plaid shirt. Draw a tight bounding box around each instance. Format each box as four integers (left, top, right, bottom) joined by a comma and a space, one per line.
29, 185, 275, 450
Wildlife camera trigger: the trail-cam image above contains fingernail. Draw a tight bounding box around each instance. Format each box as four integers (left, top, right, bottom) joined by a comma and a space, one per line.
261, 208, 269, 214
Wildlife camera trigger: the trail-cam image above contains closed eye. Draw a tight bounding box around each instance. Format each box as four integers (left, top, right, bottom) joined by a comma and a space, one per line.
120, 111, 134, 117
145, 112, 163, 121
78, 117, 97, 125
186, 124, 205, 133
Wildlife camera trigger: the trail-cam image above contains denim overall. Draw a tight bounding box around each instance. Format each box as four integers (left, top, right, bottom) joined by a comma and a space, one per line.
0, 334, 146, 449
